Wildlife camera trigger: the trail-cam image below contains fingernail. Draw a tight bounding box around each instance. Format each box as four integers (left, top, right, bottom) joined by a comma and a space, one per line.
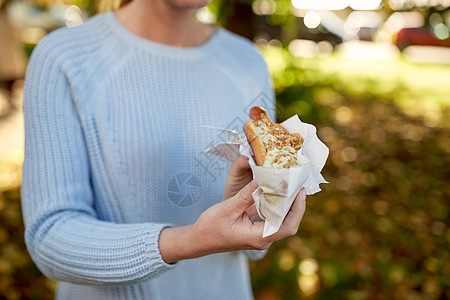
250, 180, 259, 189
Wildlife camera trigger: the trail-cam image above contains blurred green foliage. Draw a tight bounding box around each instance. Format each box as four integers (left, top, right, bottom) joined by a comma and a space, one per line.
249, 48, 450, 299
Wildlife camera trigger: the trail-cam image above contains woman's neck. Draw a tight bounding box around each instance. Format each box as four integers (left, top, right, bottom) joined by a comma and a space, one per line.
114, 0, 212, 47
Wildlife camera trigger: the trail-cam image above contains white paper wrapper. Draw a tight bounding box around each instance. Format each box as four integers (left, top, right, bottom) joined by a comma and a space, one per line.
204, 115, 329, 237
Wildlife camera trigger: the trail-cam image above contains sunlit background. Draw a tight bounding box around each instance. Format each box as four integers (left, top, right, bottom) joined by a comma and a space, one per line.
1, 0, 449, 299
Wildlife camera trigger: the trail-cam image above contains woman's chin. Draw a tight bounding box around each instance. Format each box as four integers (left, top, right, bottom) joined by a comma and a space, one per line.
165, 0, 212, 9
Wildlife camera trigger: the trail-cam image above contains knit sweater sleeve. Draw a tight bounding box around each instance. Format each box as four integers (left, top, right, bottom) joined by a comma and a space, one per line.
21, 38, 175, 285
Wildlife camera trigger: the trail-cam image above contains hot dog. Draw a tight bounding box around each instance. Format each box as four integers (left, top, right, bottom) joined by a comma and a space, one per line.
243, 106, 304, 168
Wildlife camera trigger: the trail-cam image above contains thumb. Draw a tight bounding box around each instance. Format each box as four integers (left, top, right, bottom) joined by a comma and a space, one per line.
229, 155, 251, 177
229, 179, 259, 213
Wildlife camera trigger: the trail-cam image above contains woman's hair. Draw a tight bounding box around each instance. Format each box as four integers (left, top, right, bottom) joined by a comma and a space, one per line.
98, 0, 132, 12
119, 0, 133, 7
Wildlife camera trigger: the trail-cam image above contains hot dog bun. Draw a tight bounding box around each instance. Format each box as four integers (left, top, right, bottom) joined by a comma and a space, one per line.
243, 107, 304, 168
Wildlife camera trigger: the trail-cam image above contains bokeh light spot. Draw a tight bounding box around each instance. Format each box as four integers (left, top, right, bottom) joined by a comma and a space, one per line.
334, 106, 353, 125
434, 23, 449, 40
304, 11, 321, 29
291, 0, 349, 10
252, 0, 277, 15
278, 250, 295, 271
340, 147, 357, 162
197, 6, 217, 24
318, 126, 336, 143
297, 273, 319, 296
299, 258, 319, 275
65, 5, 83, 27
19, 27, 46, 45
289, 39, 319, 57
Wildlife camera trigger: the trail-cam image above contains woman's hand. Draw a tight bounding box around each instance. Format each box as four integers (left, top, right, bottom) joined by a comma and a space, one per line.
223, 155, 253, 200
159, 181, 307, 263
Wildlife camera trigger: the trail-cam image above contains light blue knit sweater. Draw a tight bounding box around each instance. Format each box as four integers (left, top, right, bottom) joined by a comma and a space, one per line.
21, 11, 275, 299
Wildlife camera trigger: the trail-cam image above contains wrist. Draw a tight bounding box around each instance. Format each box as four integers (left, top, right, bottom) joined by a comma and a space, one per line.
159, 225, 192, 264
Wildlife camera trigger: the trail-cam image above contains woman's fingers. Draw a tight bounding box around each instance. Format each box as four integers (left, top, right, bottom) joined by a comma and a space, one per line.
228, 155, 251, 177
228, 180, 259, 215
245, 203, 258, 218
223, 179, 307, 249
223, 155, 253, 200
277, 188, 307, 237
289, 188, 306, 217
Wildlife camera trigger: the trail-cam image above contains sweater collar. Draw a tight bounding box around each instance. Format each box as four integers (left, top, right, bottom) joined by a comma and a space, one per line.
103, 10, 222, 58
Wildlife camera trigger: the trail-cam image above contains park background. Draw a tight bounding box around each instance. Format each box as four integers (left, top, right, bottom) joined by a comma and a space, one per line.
0, 0, 449, 299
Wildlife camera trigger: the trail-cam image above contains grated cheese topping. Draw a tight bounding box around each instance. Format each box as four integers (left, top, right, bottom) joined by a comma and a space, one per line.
252, 115, 304, 168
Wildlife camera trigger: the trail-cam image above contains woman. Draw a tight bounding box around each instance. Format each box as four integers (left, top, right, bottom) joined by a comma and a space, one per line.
21, 0, 307, 298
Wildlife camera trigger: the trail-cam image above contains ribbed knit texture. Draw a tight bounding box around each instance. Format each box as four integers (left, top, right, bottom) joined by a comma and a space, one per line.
21, 11, 274, 299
